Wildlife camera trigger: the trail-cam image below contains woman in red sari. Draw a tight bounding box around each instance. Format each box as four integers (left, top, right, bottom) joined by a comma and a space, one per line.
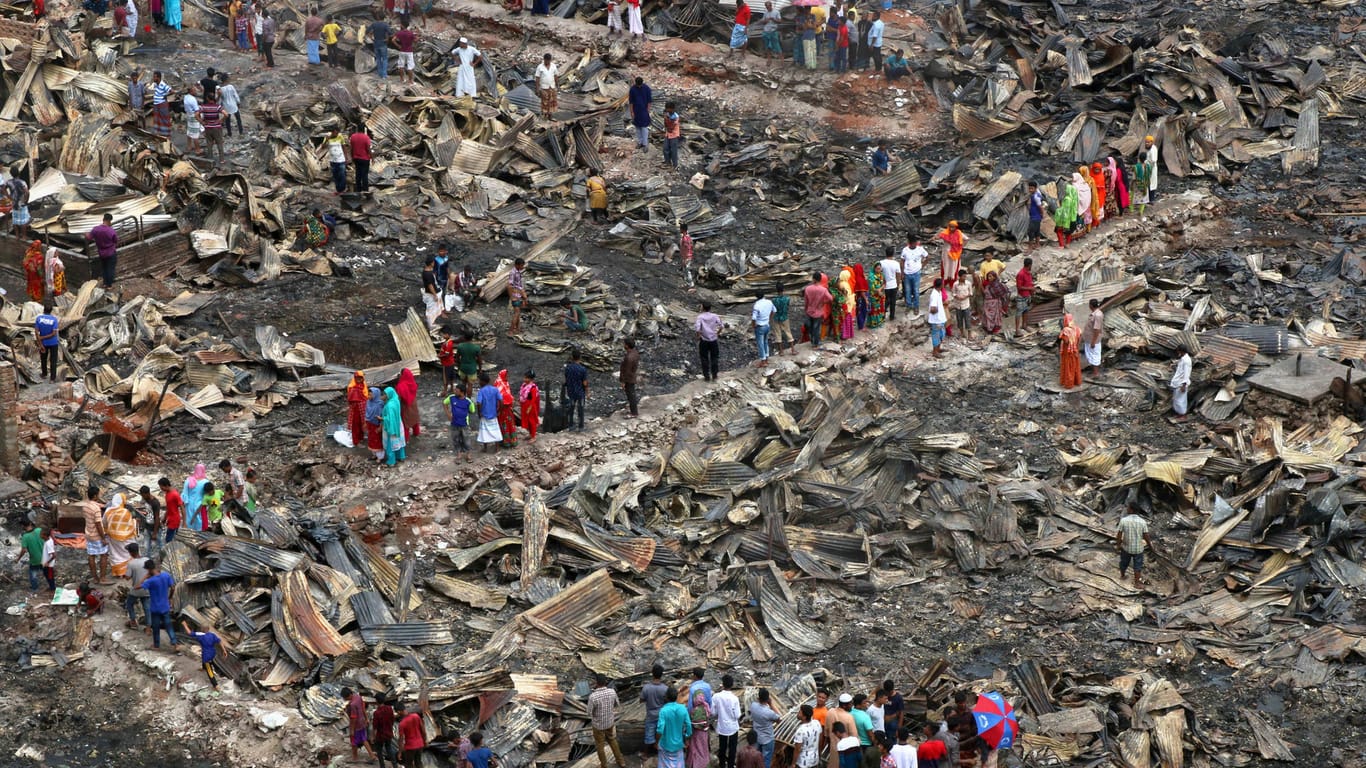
519, 371, 541, 443
395, 368, 420, 439
345, 371, 367, 447
495, 369, 518, 447
23, 241, 45, 302
1059, 314, 1082, 389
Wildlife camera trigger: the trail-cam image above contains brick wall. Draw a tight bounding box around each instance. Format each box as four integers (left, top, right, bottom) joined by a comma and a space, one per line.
0, 362, 18, 475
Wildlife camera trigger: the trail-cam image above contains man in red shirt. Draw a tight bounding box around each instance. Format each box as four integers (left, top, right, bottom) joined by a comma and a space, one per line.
917, 725, 948, 768
1014, 256, 1034, 334
372, 695, 397, 768
159, 477, 183, 542
802, 271, 832, 349
397, 703, 425, 766
349, 127, 373, 196
393, 22, 417, 84
438, 328, 457, 396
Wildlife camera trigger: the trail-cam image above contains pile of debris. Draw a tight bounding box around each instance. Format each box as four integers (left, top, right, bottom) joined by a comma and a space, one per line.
47, 301, 1357, 767
924, 0, 1366, 178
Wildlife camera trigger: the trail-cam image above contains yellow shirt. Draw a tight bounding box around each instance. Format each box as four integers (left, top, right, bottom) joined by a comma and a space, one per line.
811, 6, 827, 25
978, 258, 1005, 280
321, 22, 342, 45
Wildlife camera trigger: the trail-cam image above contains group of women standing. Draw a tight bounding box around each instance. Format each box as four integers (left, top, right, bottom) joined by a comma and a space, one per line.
21, 240, 66, 303
1051, 141, 1158, 247
809, 264, 891, 343
351, 369, 423, 466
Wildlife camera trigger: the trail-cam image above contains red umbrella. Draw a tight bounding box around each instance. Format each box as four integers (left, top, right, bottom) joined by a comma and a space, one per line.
971, 692, 1019, 750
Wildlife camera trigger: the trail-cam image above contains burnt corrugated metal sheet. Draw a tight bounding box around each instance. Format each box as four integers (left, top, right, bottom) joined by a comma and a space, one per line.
520, 568, 624, 632
358, 622, 454, 646
388, 308, 439, 363
279, 570, 354, 658
1197, 333, 1259, 374
842, 162, 923, 219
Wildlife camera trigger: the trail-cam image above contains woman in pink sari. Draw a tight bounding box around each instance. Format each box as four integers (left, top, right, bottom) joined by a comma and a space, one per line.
685, 691, 711, 768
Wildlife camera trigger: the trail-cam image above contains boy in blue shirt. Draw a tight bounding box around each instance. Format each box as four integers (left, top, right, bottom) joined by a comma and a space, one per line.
35, 302, 60, 382
443, 383, 473, 459
182, 621, 222, 688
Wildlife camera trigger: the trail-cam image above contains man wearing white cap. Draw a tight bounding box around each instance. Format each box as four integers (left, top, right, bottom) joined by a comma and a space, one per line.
451, 37, 483, 98
826, 694, 858, 768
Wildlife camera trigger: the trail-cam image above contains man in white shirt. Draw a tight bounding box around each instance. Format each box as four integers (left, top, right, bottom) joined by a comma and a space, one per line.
713, 675, 742, 768
868, 690, 887, 738
927, 277, 946, 357
534, 52, 558, 119
900, 234, 926, 314
793, 704, 822, 768
751, 292, 777, 367
889, 727, 919, 768
877, 246, 901, 322
1170, 344, 1191, 419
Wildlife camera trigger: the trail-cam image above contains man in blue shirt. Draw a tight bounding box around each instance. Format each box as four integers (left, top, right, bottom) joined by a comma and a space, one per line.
687, 667, 713, 707
628, 77, 653, 148
139, 560, 178, 649
475, 371, 502, 453
871, 142, 891, 175
183, 622, 222, 687
1027, 180, 1046, 246
35, 302, 59, 383
563, 350, 589, 432
883, 48, 910, 81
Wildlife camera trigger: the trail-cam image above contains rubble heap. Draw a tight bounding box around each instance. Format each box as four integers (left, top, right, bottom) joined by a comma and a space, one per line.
924, 0, 1366, 178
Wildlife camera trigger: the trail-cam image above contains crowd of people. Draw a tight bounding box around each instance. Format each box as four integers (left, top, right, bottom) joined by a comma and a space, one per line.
594, 665, 1008, 768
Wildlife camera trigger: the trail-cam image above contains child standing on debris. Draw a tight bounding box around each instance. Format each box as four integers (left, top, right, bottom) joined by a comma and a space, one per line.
445, 383, 473, 459
344, 688, 376, 762
519, 371, 542, 443
508, 257, 528, 335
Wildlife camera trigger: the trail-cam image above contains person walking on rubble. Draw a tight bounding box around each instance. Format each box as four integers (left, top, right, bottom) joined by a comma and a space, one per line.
1116, 506, 1152, 588
629, 77, 653, 149
322, 15, 343, 68
1170, 345, 1192, 420
535, 53, 559, 119
677, 223, 696, 288
589, 673, 628, 768
714, 675, 742, 768
695, 301, 723, 381
563, 350, 590, 431
452, 38, 483, 98
1141, 134, 1159, 203
217, 73, 243, 136
1083, 298, 1104, 377
86, 213, 119, 289
619, 338, 640, 418
325, 126, 348, 195
730, 0, 751, 55
304, 7, 324, 64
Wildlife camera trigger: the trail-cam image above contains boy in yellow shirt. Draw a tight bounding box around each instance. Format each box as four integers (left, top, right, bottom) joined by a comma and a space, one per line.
321, 16, 343, 68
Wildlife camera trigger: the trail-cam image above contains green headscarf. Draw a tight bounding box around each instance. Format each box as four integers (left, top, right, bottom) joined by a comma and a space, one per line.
1055, 184, 1080, 230
382, 387, 403, 438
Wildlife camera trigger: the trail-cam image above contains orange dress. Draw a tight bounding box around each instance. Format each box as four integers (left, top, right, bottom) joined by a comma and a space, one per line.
1059, 318, 1082, 388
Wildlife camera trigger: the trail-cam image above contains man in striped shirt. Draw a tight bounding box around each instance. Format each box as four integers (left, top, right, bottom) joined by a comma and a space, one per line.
150, 71, 173, 138
198, 93, 225, 167
1116, 507, 1152, 587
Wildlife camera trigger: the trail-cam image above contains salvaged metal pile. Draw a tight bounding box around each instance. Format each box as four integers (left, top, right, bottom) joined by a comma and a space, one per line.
925, 0, 1366, 176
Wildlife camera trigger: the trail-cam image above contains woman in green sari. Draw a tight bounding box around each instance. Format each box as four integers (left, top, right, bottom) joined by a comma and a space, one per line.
867, 263, 887, 328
